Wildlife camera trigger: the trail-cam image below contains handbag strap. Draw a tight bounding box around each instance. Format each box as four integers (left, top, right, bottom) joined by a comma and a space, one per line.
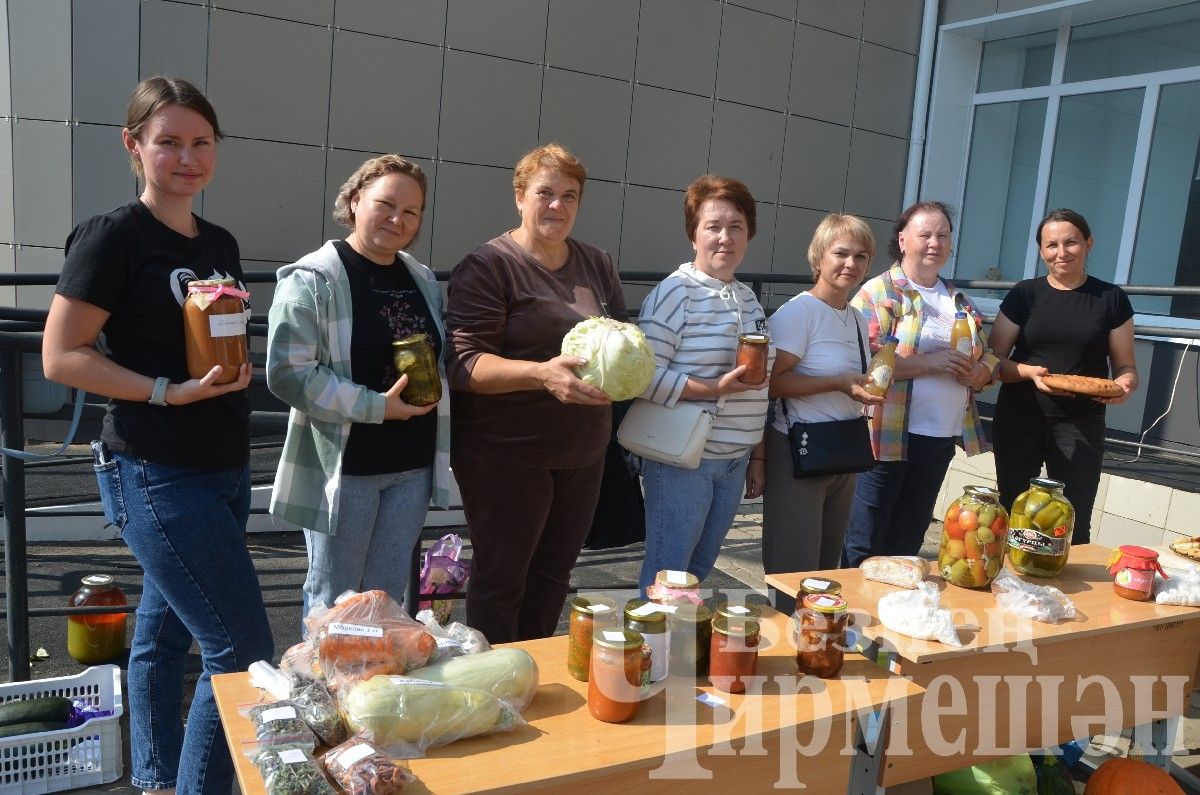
782, 308, 867, 427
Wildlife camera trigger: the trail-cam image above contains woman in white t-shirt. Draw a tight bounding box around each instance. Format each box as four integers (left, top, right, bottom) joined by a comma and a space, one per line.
763, 214, 883, 612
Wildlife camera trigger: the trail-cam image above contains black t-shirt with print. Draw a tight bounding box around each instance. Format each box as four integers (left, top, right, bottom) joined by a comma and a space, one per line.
336, 240, 439, 476
55, 200, 249, 469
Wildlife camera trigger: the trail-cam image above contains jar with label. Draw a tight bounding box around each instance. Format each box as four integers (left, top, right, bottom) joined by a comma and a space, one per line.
66, 574, 127, 665
715, 602, 762, 624
588, 628, 645, 723
709, 614, 759, 694
798, 577, 842, 599
567, 595, 618, 682
795, 594, 849, 679
668, 603, 712, 677
736, 334, 770, 384
939, 485, 1010, 589
647, 569, 702, 605
624, 599, 669, 682
391, 334, 442, 407
1108, 545, 1167, 601
183, 279, 249, 384
1007, 478, 1074, 577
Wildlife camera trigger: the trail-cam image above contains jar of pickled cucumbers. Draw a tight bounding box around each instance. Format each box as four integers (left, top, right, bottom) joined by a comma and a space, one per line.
1007, 477, 1074, 577
938, 485, 1009, 589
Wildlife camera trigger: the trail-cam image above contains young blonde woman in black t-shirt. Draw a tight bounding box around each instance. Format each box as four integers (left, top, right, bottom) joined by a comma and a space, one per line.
42, 78, 271, 795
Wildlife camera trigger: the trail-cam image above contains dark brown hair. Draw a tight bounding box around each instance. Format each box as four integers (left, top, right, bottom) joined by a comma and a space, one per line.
1036, 208, 1092, 245
124, 77, 222, 176
684, 175, 757, 241
333, 154, 428, 229
888, 201, 953, 262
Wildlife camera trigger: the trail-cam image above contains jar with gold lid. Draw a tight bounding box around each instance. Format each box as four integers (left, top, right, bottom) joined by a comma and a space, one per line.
567, 595, 618, 682
588, 628, 644, 723
709, 614, 759, 694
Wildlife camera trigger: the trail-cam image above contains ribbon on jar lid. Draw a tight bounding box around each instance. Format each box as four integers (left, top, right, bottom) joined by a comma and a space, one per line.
1107, 545, 1169, 579
188, 281, 250, 300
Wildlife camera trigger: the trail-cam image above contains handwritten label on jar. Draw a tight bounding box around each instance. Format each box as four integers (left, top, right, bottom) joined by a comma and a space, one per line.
665, 570, 689, 585
329, 622, 384, 638
260, 706, 298, 722
337, 743, 376, 767
815, 596, 838, 607
802, 578, 831, 590
208, 313, 246, 338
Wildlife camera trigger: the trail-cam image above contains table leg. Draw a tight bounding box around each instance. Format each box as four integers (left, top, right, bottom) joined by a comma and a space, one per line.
847, 705, 889, 795
1135, 717, 1178, 769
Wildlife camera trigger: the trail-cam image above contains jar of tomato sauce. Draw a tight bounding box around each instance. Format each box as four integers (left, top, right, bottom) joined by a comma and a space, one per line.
588, 628, 645, 723
567, 595, 618, 682
795, 594, 849, 679
1108, 545, 1168, 601
736, 334, 769, 384
709, 614, 759, 694
183, 279, 248, 384
66, 575, 127, 665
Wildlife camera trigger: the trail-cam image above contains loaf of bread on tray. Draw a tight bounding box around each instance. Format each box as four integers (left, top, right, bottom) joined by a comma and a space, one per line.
1040, 373, 1124, 398
861, 556, 928, 589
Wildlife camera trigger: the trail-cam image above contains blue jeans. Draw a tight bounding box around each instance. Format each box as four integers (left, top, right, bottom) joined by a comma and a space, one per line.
95, 451, 271, 794
842, 433, 957, 567
303, 465, 432, 617
639, 453, 751, 594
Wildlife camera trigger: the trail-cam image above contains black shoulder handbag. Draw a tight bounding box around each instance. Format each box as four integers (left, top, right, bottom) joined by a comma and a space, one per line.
786, 319, 877, 478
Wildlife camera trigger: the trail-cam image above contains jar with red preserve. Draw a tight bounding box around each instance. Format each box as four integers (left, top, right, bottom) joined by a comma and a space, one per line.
736, 334, 769, 384
588, 628, 645, 723
567, 595, 618, 682
183, 279, 248, 384
709, 614, 760, 694
794, 594, 849, 679
1107, 545, 1168, 601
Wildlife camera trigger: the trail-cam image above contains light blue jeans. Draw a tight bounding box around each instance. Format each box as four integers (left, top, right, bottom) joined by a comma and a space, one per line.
639, 453, 751, 594
303, 465, 432, 616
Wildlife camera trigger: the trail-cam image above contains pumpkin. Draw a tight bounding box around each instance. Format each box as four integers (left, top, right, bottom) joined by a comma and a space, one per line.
1083, 757, 1184, 794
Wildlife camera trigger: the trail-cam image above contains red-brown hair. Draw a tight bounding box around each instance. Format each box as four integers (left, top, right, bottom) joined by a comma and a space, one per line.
683, 175, 757, 241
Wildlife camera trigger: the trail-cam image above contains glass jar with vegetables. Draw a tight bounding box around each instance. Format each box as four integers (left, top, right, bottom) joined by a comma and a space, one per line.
588, 628, 645, 723
938, 485, 1009, 589
624, 599, 669, 682
567, 595, 618, 682
667, 603, 712, 677
795, 594, 849, 679
1007, 478, 1074, 577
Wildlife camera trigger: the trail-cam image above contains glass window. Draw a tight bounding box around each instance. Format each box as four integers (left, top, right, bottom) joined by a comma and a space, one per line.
1065, 2, 1200, 82
978, 31, 1056, 92
956, 100, 1047, 285
1131, 81, 1200, 319
1045, 89, 1144, 284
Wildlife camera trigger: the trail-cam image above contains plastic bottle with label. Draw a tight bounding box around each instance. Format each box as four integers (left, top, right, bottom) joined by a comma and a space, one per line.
863, 336, 899, 397
950, 311, 974, 358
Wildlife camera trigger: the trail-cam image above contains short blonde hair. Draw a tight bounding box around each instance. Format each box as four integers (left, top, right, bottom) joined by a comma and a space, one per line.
332, 154, 427, 229
513, 143, 587, 198
807, 214, 876, 279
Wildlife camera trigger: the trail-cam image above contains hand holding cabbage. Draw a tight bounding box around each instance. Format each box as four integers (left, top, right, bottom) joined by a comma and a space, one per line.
560, 317, 654, 401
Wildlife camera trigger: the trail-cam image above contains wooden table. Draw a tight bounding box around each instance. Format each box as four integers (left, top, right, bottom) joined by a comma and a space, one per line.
214, 608, 922, 793
766, 544, 1200, 787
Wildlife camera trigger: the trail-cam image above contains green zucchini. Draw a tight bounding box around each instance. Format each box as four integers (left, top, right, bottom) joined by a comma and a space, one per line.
0, 720, 69, 738
0, 696, 72, 728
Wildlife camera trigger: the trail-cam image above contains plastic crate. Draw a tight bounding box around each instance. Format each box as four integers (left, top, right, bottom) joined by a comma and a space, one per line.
0, 666, 123, 794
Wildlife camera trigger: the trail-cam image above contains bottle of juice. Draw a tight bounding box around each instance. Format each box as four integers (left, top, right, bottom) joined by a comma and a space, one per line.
950, 311, 974, 358
864, 336, 899, 397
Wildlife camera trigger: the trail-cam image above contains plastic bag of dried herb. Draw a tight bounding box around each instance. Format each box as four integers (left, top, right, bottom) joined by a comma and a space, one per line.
251, 744, 337, 795
289, 677, 347, 747
246, 700, 317, 748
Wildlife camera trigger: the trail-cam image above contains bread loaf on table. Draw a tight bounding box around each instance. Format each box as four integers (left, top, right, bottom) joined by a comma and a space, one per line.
861, 556, 928, 589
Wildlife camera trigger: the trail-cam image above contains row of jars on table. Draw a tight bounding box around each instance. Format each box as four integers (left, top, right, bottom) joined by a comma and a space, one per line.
568, 572, 852, 723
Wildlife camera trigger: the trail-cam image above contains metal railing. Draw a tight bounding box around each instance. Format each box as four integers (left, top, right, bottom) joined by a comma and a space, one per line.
3, 271, 1199, 680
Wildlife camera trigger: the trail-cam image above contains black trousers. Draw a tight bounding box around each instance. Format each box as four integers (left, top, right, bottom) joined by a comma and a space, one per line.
992, 396, 1106, 545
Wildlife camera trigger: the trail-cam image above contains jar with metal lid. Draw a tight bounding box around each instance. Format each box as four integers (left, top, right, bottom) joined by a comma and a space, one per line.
567, 595, 618, 682
939, 485, 1010, 589
647, 569, 702, 605
391, 333, 442, 407
1108, 545, 1167, 602
798, 577, 842, 598
1008, 478, 1074, 577
709, 614, 760, 694
795, 594, 849, 679
588, 628, 645, 723
668, 603, 712, 677
624, 599, 669, 682
67, 574, 127, 665
736, 333, 770, 384
715, 602, 763, 623
183, 279, 248, 384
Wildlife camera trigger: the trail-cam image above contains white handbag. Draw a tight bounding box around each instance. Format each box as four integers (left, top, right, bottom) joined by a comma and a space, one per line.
617, 394, 727, 470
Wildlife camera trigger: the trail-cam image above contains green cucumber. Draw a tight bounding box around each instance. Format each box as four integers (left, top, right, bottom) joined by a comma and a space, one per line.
0, 696, 72, 728
0, 720, 69, 738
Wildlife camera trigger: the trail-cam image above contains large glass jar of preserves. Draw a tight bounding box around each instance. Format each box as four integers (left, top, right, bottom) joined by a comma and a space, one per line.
567, 595, 618, 682
668, 603, 712, 677
709, 615, 759, 694
1007, 478, 1074, 577
795, 594, 849, 679
938, 485, 1010, 589
736, 333, 769, 384
183, 279, 248, 384
588, 628, 644, 723
66, 575, 127, 665
391, 334, 442, 407
624, 599, 668, 682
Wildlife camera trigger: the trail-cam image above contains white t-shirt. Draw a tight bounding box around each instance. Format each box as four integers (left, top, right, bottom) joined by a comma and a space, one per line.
768, 292, 869, 434
907, 280, 968, 438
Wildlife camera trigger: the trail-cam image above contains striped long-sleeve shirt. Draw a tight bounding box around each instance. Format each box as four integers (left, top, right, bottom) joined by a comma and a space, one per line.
637, 263, 772, 458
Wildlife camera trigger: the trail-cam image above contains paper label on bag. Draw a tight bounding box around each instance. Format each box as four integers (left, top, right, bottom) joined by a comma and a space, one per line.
329, 622, 383, 638
337, 743, 375, 766
602, 630, 627, 643
802, 578, 831, 590
208, 313, 246, 338
279, 748, 307, 765
665, 570, 689, 585
259, 706, 297, 722
435, 636, 464, 653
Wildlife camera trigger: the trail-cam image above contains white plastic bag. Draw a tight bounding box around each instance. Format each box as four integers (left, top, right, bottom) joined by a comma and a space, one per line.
415, 610, 491, 662
990, 569, 1076, 622
877, 582, 963, 647
1156, 565, 1200, 606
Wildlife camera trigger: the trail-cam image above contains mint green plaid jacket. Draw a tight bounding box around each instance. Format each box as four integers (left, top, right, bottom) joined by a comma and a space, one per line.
267, 241, 450, 535
851, 263, 997, 462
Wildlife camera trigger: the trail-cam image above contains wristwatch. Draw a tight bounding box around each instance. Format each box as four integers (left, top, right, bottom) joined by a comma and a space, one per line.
148, 377, 170, 407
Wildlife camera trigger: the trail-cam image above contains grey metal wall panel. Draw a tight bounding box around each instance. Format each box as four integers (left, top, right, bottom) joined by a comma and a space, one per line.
546, 0, 638, 81
72, 124, 136, 227
716, 5, 793, 112
9, 0, 71, 121
0, 3, 12, 116
844, 128, 906, 222
796, 0, 863, 38
438, 50, 540, 167
862, 0, 922, 55
619, 185, 688, 271
335, 0, 447, 45
214, 0, 332, 27
429, 161, 514, 268
790, 25, 858, 125
709, 101, 785, 204
940, 0, 999, 24
0, 123, 13, 243
626, 85, 712, 192
329, 31, 442, 156
854, 42, 917, 139
207, 10, 332, 145
13, 120, 71, 248
72, 0, 139, 126
0, 246, 13, 307
997, 0, 1056, 11
779, 115, 850, 210
1105, 339, 1152, 435
202, 137, 327, 263
15, 246, 61, 310
446, 0, 547, 63
635, 0, 720, 96
743, 201, 777, 273
568, 178, 622, 268
729, 0, 796, 20
538, 69, 631, 184
772, 204, 825, 277
863, 214, 894, 273
139, 0, 209, 87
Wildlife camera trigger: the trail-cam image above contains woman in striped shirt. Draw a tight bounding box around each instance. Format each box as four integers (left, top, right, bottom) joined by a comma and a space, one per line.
635, 175, 771, 595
